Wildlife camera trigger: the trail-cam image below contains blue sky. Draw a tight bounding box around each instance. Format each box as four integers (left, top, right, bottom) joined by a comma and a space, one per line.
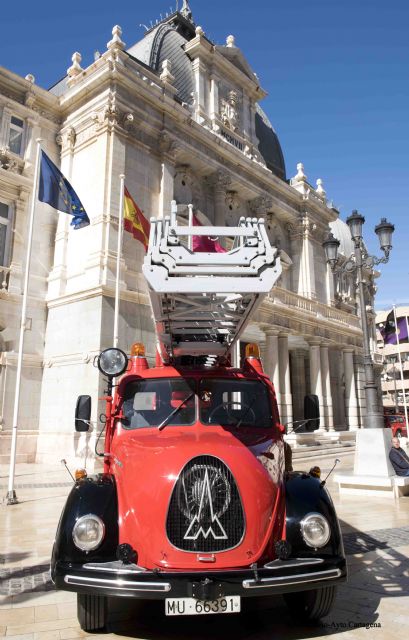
2, 0, 408, 309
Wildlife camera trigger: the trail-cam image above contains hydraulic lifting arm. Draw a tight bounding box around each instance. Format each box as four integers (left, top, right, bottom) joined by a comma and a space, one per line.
142, 201, 282, 363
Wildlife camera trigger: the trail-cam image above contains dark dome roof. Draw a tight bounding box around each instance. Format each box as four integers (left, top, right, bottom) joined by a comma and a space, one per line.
128, 15, 286, 180
255, 104, 286, 180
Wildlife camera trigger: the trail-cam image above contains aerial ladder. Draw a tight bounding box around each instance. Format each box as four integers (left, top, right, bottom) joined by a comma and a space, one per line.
142, 201, 282, 363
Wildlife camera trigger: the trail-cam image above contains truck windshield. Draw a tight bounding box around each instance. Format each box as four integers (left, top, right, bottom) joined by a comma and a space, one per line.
121, 379, 195, 429
199, 379, 272, 428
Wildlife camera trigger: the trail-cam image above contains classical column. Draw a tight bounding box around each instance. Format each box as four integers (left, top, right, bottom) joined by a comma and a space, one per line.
287, 209, 317, 300
278, 333, 293, 426
291, 349, 307, 424
212, 170, 231, 227
263, 330, 280, 406
343, 348, 359, 431
320, 344, 334, 431
309, 340, 325, 430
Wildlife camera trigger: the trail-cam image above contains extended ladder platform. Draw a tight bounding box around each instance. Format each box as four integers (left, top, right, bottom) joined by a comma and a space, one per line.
142, 202, 281, 362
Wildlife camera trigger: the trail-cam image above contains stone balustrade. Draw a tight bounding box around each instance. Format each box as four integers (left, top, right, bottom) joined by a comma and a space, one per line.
268, 286, 361, 329
0, 265, 10, 292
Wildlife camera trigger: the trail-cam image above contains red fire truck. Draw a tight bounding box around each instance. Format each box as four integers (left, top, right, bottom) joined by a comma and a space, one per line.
51, 206, 346, 631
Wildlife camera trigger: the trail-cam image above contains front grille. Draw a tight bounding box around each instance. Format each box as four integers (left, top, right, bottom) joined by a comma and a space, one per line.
166, 455, 245, 552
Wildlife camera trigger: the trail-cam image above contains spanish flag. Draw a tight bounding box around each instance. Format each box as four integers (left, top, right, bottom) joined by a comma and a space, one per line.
123, 187, 150, 250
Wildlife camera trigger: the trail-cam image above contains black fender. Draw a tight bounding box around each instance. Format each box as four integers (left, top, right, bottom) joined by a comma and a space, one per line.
51, 474, 118, 578
284, 472, 344, 558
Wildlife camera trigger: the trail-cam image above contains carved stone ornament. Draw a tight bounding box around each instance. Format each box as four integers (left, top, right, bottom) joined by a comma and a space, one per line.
0, 147, 19, 173
175, 164, 194, 187
225, 190, 239, 211
24, 89, 36, 109
91, 95, 119, 130
206, 169, 231, 192
56, 127, 76, 151
220, 90, 240, 131
158, 131, 179, 159
249, 195, 273, 217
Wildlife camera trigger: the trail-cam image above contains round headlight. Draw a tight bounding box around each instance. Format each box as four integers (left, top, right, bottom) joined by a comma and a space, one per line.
97, 348, 128, 377
300, 512, 330, 548
72, 514, 105, 551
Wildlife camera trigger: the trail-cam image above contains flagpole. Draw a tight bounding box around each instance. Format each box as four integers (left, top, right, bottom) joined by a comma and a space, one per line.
113, 174, 125, 348
393, 305, 409, 426
6, 139, 42, 505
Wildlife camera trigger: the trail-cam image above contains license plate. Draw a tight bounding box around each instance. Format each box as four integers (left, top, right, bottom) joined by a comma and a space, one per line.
165, 596, 240, 616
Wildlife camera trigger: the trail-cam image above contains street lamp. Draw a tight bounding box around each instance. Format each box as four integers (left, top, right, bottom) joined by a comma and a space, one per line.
323, 210, 395, 429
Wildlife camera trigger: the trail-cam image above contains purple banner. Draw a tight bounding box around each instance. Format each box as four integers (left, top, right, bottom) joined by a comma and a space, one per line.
384, 316, 408, 345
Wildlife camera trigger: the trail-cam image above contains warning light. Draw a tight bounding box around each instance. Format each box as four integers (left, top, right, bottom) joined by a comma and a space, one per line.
131, 343, 146, 357
309, 466, 321, 479
75, 468, 87, 481
245, 343, 260, 358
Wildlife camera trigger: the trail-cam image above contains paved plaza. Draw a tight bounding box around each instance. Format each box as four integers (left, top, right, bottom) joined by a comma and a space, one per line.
1, 453, 409, 639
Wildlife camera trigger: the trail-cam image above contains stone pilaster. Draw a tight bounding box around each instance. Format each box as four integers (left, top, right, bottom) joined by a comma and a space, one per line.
158, 131, 179, 218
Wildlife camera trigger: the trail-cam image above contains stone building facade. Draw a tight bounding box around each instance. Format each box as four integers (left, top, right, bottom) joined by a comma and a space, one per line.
0, 6, 382, 463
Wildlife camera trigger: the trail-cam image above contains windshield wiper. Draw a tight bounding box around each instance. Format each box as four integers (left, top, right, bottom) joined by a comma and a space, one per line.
157, 391, 195, 431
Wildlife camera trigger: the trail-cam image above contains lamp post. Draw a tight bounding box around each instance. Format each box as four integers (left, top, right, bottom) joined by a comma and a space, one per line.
323, 211, 394, 429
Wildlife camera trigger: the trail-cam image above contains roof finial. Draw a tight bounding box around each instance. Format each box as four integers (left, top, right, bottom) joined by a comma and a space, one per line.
180, 0, 193, 21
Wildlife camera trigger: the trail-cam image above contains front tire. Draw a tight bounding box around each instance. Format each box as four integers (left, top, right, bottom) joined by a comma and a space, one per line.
284, 586, 337, 621
77, 593, 107, 632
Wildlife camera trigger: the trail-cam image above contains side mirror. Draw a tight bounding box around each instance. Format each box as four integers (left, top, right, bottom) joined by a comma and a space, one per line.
75, 395, 91, 432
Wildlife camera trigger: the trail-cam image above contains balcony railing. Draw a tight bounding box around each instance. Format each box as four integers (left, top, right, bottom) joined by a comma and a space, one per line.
267, 287, 362, 329
0, 266, 10, 292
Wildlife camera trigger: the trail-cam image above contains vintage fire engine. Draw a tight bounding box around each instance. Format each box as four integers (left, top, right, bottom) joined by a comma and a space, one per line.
51, 204, 346, 631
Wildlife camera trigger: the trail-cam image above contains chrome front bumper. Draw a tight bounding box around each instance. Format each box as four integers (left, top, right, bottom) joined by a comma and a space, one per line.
54, 556, 346, 600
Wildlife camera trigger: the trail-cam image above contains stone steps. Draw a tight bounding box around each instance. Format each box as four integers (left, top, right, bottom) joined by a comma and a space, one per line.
0, 453, 32, 465
291, 442, 356, 464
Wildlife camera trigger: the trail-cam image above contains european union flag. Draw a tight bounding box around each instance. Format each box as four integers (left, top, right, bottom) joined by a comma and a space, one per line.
38, 151, 90, 229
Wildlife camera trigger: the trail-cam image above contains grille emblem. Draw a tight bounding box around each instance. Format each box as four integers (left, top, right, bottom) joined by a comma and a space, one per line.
167, 455, 245, 552
183, 469, 228, 541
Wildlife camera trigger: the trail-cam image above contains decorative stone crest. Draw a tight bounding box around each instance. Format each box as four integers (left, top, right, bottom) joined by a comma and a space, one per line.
220, 90, 240, 131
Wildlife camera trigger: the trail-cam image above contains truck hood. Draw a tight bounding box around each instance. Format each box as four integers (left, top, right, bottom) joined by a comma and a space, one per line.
111, 426, 284, 570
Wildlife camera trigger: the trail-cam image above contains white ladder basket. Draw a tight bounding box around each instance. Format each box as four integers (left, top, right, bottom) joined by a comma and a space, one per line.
142, 201, 282, 362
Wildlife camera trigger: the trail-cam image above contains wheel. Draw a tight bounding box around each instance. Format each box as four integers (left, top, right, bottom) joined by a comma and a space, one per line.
283, 586, 337, 621
77, 593, 107, 632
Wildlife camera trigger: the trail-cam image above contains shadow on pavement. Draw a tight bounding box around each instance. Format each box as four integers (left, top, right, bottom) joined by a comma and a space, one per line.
1, 520, 408, 638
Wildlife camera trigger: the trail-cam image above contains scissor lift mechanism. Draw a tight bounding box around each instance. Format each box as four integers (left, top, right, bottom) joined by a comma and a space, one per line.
142, 201, 282, 363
